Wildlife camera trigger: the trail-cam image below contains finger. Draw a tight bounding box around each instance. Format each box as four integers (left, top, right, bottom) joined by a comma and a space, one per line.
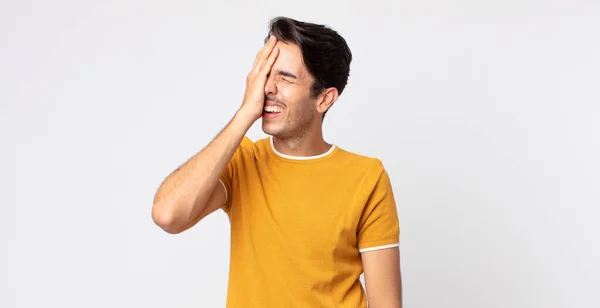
260, 47, 279, 74
253, 35, 278, 67
253, 35, 276, 67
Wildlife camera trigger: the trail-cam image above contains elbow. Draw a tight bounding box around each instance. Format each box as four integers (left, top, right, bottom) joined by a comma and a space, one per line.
152, 202, 185, 234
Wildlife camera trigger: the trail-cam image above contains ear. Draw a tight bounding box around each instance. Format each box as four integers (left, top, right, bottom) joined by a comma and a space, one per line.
315, 87, 339, 115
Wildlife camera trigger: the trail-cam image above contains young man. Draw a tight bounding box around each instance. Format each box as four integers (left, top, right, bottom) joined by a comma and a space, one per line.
152, 17, 402, 308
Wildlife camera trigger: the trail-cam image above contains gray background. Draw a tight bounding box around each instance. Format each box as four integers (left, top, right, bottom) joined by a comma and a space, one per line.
2, 1, 599, 307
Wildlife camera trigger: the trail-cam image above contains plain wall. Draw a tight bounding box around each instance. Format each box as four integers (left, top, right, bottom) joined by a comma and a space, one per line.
2, 1, 599, 307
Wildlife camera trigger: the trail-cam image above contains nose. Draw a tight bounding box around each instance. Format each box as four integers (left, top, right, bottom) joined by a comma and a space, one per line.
264, 73, 277, 96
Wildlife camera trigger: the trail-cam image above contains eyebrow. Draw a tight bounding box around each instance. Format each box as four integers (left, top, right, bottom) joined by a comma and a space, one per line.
275, 70, 297, 79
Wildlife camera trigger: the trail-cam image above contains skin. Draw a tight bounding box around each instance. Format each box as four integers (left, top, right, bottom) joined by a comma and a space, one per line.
260, 40, 337, 156
152, 35, 402, 307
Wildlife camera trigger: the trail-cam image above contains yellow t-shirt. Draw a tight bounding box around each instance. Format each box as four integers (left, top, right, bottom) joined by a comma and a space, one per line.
219, 136, 400, 307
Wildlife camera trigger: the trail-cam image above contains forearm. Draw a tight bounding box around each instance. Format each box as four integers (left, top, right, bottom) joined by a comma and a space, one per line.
152, 110, 254, 231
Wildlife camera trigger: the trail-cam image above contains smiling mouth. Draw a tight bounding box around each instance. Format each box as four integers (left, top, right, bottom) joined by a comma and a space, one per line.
263, 105, 283, 114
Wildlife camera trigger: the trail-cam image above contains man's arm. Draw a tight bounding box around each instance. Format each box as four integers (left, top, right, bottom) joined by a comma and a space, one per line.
151, 36, 280, 234
362, 247, 402, 308
151, 113, 251, 234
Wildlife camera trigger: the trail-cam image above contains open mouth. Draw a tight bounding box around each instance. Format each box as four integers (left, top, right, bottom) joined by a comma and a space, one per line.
263, 105, 283, 114
263, 104, 284, 119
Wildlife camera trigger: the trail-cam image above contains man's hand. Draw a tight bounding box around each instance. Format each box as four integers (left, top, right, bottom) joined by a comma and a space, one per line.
238, 35, 280, 123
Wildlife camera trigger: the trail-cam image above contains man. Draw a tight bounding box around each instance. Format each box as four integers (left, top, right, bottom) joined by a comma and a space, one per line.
152, 16, 402, 308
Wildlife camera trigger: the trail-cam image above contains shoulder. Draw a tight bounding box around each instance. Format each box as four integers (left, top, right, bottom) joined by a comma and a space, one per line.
330, 147, 390, 188
335, 147, 386, 173
237, 136, 265, 152
231, 136, 273, 161
228, 136, 259, 163
252, 136, 271, 149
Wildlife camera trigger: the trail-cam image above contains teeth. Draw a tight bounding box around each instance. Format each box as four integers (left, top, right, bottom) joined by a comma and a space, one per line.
264, 106, 283, 113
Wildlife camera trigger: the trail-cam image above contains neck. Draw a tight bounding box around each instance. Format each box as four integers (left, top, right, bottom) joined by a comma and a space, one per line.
271, 126, 332, 157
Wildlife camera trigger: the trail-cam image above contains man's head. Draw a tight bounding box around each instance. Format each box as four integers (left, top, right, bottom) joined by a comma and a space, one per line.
261, 16, 352, 139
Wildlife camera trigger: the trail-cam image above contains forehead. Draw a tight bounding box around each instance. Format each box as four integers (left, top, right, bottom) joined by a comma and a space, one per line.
272, 41, 309, 80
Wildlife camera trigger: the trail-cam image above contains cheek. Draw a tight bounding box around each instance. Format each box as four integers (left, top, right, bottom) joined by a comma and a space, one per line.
280, 85, 305, 103
277, 85, 315, 118
291, 99, 317, 121
277, 85, 291, 101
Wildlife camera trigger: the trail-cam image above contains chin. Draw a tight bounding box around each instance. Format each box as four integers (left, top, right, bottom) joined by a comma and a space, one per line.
261, 121, 285, 137
261, 123, 278, 136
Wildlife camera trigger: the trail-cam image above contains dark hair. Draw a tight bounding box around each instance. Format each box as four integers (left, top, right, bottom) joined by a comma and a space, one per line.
265, 17, 352, 117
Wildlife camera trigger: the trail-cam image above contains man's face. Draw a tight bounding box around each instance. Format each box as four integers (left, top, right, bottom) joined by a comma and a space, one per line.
262, 41, 319, 138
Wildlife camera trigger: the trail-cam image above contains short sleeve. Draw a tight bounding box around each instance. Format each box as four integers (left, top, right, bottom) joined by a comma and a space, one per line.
219, 136, 253, 214
357, 167, 400, 253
